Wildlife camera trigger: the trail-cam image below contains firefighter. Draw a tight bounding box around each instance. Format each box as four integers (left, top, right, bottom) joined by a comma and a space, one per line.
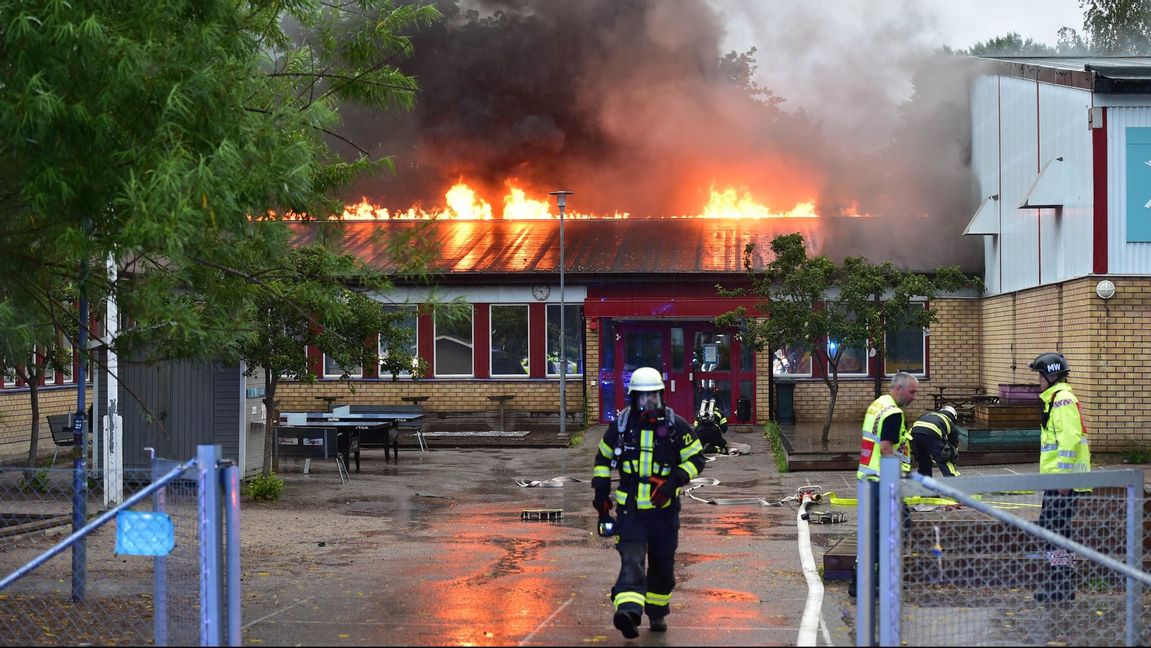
693, 388, 729, 454
910, 405, 961, 477
851, 371, 918, 599
1029, 352, 1091, 603
592, 366, 706, 638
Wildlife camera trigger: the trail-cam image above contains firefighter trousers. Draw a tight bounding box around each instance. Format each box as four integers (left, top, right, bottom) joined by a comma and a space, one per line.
611, 501, 680, 621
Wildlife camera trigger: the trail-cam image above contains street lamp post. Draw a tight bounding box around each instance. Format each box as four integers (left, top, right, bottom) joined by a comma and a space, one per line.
548, 190, 572, 439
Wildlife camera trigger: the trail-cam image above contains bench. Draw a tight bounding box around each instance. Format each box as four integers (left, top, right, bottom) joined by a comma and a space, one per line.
47, 414, 76, 466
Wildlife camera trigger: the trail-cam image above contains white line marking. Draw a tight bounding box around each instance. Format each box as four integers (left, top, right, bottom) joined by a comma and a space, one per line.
518, 595, 574, 646
242, 596, 315, 629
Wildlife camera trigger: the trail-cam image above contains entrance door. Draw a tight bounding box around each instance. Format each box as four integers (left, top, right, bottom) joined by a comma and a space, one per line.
614, 324, 693, 418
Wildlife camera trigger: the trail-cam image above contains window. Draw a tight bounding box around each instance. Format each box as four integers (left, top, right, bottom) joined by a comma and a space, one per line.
380, 305, 419, 378
435, 305, 474, 376
323, 354, 363, 378
546, 304, 583, 376
490, 305, 529, 377
884, 303, 927, 376
773, 343, 813, 377
828, 339, 869, 376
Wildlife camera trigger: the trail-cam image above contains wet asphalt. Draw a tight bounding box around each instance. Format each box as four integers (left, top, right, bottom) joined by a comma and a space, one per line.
236, 428, 865, 646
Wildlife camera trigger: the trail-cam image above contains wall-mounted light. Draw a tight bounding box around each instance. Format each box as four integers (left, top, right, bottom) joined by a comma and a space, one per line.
1096, 279, 1116, 300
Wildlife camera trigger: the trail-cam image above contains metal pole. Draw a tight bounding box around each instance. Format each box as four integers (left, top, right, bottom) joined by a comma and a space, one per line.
878, 456, 902, 647
72, 258, 89, 602
224, 464, 242, 646
1124, 481, 1143, 646
198, 445, 224, 647
549, 191, 573, 439
856, 478, 875, 647
148, 447, 168, 647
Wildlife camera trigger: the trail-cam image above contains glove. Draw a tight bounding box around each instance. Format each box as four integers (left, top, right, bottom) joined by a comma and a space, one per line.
939, 445, 959, 464
593, 491, 613, 517
649, 475, 679, 508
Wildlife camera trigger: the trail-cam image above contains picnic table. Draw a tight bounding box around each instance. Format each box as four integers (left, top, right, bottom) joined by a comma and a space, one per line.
931, 385, 999, 423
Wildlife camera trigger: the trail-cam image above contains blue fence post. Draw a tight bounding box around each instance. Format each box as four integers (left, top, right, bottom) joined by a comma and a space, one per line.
224, 464, 242, 646
856, 478, 875, 647
147, 448, 168, 647
878, 456, 902, 647
1126, 476, 1144, 645
198, 445, 224, 647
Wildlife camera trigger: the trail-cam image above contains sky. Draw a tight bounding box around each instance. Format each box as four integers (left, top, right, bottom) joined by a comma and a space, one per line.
930, 0, 1084, 50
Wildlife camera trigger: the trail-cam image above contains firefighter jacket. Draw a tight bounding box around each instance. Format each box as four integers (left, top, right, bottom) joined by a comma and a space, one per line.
910, 411, 957, 446
1039, 382, 1091, 484
592, 407, 706, 510
857, 394, 911, 481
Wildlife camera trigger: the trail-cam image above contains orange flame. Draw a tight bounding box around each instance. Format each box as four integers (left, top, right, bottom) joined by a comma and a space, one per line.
276, 179, 870, 221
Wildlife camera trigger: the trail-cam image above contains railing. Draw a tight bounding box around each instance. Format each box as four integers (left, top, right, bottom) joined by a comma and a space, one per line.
0, 444, 241, 646
857, 456, 1149, 646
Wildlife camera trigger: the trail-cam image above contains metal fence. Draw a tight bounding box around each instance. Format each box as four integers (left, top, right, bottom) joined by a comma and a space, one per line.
0, 445, 240, 646
857, 456, 1150, 646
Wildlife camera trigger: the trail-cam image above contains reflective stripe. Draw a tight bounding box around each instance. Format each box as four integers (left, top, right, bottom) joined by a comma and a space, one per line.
599, 440, 614, 458
645, 591, 671, 606
1040, 444, 1059, 452
614, 591, 646, 608
594, 466, 611, 478
862, 432, 881, 443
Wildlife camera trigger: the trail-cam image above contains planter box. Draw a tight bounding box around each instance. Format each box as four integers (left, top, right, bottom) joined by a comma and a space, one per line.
974, 403, 1042, 429
998, 383, 1041, 405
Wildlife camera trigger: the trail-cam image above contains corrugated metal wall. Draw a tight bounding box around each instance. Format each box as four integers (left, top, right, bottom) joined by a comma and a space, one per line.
1105, 105, 1151, 273
972, 75, 1094, 295
972, 76, 1002, 294
119, 359, 241, 471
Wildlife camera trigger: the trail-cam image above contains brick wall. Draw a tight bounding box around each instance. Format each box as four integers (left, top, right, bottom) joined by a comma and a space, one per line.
0, 387, 91, 462
274, 378, 586, 417
784, 297, 983, 425
980, 277, 1151, 452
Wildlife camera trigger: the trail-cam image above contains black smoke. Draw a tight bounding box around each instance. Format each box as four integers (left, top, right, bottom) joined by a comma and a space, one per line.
336, 0, 983, 271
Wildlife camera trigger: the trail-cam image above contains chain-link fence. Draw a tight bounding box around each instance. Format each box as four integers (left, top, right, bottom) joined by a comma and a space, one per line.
0, 446, 240, 646
858, 458, 1150, 646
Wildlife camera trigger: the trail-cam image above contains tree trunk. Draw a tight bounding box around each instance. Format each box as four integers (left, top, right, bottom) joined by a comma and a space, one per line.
820, 372, 838, 444
262, 373, 280, 476
25, 378, 41, 473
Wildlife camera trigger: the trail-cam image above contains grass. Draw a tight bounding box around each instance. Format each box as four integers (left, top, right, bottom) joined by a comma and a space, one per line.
762, 421, 789, 473
1120, 447, 1151, 464
568, 429, 585, 447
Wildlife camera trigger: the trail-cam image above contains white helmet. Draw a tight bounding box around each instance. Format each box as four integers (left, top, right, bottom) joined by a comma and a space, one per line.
940, 405, 958, 421
627, 367, 665, 393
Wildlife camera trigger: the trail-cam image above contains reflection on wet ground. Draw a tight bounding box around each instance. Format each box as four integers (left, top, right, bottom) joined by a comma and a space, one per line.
238, 430, 852, 646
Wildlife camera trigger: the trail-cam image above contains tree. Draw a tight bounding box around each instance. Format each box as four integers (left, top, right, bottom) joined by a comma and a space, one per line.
0, 300, 74, 470
717, 233, 977, 443
0, 0, 441, 393
964, 32, 1058, 56
209, 242, 420, 475
1082, 0, 1151, 54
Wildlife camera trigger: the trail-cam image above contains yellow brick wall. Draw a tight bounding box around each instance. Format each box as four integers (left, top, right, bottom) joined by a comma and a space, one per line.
0, 387, 92, 462
785, 297, 983, 424
585, 318, 600, 423
980, 277, 1151, 452
274, 378, 586, 416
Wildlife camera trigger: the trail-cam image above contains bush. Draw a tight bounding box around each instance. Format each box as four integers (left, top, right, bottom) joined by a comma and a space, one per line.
243, 472, 284, 502
18, 468, 50, 493
1120, 447, 1151, 465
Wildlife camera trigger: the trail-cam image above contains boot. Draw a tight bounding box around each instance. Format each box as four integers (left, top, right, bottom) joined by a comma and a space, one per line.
613, 609, 640, 639
649, 616, 668, 632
